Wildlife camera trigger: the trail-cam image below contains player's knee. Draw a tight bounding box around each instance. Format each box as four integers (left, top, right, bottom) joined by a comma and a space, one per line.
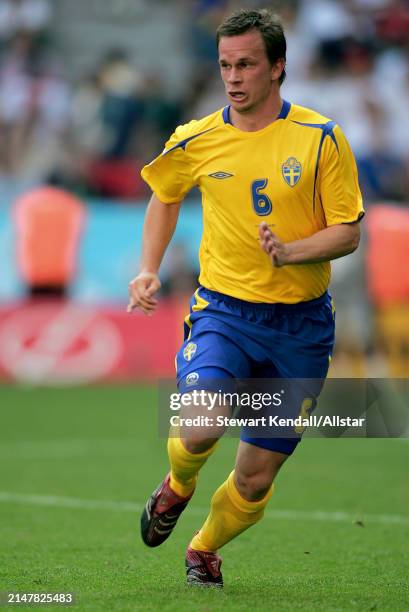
183, 436, 218, 454
179, 400, 230, 453
234, 470, 273, 502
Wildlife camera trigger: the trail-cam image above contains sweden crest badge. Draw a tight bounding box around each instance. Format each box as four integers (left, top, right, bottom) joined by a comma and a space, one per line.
282, 157, 302, 187
183, 342, 197, 361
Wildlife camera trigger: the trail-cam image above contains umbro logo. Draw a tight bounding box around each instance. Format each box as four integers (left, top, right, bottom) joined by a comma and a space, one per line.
208, 172, 234, 179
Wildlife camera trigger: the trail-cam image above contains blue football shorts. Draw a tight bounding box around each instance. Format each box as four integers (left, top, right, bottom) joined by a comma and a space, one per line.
175, 286, 335, 455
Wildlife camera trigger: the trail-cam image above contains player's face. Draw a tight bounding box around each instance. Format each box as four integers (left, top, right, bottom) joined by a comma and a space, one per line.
218, 30, 283, 114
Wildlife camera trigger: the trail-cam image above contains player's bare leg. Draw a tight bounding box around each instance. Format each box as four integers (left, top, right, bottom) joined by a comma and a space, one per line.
234, 441, 288, 501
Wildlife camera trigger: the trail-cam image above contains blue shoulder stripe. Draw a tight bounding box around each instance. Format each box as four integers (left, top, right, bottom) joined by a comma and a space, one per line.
163, 127, 216, 155
291, 119, 339, 152
290, 119, 339, 212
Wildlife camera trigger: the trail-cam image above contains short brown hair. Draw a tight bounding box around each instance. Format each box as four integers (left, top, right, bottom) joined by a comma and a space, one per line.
216, 8, 287, 85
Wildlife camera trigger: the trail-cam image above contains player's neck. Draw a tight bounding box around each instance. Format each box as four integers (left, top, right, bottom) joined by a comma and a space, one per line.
229, 95, 283, 132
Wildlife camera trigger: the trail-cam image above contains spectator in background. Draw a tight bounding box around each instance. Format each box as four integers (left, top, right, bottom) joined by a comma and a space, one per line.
190, 0, 228, 67
69, 49, 146, 200
0, 28, 71, 181
1, 0, 408, 205
135, 74, 183, 163
97, 49, 144, 159
20, 55, 71, 182
184, 0, 230, 118
0, 30, 37, 174
375, 0, 409, 45
279, 0, 311, 81
0, 0, 66, 181
69, 72, 105, 160
372, 2, 409, 192
0, 0, 51, 46
294, 0, 357, 62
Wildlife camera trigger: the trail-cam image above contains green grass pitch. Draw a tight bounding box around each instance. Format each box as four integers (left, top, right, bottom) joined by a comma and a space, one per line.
0, 385, 408, 611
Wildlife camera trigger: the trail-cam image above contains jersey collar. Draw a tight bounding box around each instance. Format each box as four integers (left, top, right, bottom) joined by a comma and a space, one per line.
222, 99, 291, 126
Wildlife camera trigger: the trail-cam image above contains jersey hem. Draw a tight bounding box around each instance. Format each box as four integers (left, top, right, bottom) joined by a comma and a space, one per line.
198, 282, 329, 306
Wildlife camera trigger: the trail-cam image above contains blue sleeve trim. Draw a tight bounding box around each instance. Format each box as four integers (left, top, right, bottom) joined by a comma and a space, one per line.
163, 127, 216, 155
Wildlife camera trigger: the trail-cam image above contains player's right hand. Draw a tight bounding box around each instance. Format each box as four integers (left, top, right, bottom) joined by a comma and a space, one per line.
127, 272, 161, 316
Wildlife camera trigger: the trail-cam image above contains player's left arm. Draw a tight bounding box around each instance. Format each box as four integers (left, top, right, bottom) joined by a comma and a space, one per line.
259, 221, 360, 267
260, 123, 363, 267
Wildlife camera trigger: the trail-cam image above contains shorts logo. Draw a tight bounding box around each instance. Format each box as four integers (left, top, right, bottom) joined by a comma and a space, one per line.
282, 157, 302, 187
186, 372, 199, 386
208, 172, 234, 179
183, 342, 197, 361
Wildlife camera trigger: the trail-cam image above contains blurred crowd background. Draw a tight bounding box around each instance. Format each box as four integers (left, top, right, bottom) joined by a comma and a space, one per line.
0, 0, 409, 199
0, 0, 408, 384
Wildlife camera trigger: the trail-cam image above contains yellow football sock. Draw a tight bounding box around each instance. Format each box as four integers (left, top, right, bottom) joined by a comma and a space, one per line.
190, 470, 273, 552
167, 433, 217, 498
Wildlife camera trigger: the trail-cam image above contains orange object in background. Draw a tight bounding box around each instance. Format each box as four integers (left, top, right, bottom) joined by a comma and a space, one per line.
366, 204, 409, 307
14, 186, 86, 293
366, 204, 409, 377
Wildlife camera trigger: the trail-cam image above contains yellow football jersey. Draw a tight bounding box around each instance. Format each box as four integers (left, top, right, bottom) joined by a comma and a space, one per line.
141, 100, 364, 303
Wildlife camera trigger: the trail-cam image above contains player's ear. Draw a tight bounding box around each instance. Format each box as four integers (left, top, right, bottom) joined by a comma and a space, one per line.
271, 58, 285, 82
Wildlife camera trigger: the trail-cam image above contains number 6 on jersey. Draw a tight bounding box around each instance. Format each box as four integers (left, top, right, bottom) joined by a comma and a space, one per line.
251, 178, 272, 216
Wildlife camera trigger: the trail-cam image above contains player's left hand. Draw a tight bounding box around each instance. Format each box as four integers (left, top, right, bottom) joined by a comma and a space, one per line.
258, 222, 290, 267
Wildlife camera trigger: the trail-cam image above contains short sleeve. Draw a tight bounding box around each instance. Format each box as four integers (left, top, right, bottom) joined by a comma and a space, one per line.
141, 124, 196, 204
319, 124, 364, 226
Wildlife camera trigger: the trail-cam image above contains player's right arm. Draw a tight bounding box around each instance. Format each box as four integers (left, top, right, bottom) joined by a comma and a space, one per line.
127, 193, 182, 316
128, 120, 197, 314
